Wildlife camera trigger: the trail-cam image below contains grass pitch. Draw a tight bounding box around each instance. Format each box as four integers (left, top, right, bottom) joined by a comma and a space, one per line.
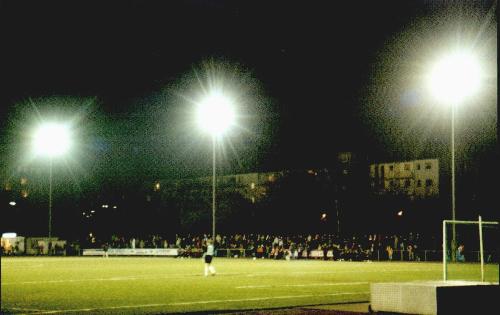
1, 257, 498, 314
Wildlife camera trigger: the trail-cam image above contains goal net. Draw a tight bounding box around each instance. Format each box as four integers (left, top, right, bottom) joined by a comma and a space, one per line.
443, 216, 499, 282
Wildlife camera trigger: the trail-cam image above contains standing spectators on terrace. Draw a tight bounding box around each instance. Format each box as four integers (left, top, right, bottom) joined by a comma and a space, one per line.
102, 242, 109, 258
256, 244, 265, 258
322, 242, 329, 260
456, 244, 465, 262
386, 245, 393, 260
407, 244, 414, 261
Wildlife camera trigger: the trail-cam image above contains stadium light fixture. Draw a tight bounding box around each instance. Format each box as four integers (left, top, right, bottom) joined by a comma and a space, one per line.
427, 51, 481, 104
32, 122, 72, 245
196, 90, 236, 242
196, 91, 235, 137
426, 50, 482, 262
33, 123, 72, 158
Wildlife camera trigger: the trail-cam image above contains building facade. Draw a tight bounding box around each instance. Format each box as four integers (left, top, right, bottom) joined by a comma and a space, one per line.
369, 159, 439, 199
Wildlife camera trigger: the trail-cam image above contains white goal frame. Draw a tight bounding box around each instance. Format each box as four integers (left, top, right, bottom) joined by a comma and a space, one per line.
443, 216, 498, 282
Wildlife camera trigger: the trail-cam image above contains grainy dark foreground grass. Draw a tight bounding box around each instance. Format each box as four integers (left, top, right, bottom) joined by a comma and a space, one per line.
1, 257, 498, 314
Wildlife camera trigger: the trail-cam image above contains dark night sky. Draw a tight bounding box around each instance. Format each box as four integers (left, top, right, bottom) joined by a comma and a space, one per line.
0, 0, 497, 190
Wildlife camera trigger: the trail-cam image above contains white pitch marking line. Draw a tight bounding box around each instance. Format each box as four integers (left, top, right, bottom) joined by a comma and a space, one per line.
236, 281, 369, 289
1, 273, 206, 285
23, 292, 370, 314
9, 306, 52, 312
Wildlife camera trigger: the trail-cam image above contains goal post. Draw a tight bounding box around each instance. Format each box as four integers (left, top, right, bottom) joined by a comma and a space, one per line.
443, 216, 499, 282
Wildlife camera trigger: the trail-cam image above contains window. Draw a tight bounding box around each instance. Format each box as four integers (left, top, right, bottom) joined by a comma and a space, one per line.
404, 164, 410, 171
416, 164, 421, 170
417, 180, 422, 187
425, 162, 432, 170
405, 179, 411, 187
389, 165, 394, 171
425, 179, 433, 187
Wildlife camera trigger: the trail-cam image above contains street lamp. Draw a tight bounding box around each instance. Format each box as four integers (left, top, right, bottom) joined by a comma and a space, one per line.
196, 91, 235, 243
427, 50, 482, 260
32, 122, 72, 244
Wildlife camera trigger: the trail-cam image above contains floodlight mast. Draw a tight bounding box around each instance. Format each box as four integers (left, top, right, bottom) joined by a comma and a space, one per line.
197, 91, 235, 244
428, 51, 481, 262
33, 122, 71, 250
212, 134, 216, 243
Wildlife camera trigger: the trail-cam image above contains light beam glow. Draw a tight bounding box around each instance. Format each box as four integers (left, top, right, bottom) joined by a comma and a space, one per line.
196, 91, 235, 136
33, 123, 71, 157
427, 51, 482, 104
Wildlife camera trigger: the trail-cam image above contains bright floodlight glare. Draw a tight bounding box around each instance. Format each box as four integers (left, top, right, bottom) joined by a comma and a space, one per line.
33, 123, 71, 157
196, 91, 235, 136
428, 51, 481, 103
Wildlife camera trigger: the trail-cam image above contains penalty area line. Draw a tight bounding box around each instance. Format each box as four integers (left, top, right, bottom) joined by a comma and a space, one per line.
236, 281, 369, 289
24, 291, 370, 314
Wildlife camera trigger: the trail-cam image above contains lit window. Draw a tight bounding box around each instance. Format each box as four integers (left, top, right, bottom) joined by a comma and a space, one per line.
154, 182, 160, 191
250, 183, 255, 189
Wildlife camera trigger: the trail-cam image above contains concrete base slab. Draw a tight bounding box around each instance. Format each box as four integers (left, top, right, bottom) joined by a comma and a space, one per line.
370, 280, 499, 314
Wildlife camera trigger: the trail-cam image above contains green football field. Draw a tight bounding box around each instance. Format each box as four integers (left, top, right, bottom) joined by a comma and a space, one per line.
1, 257, 498, 314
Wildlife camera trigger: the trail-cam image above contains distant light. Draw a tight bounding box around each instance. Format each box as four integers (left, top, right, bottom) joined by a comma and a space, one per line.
321, 213, 327, 220
33, 122, 71, 157
2, 232, 17, 238
102, 204, 108, 208
82, 212, 86, 216
90, 210, 95, 213
397, 210, 403, 216
113, 205, 117, 209
9, 201, 16, 206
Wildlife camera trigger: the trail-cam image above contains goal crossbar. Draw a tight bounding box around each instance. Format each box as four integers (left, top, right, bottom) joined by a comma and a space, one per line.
442, 216, 498, 282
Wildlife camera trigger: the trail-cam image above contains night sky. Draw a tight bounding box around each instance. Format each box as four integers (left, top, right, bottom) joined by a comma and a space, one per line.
0, 0, 497, 190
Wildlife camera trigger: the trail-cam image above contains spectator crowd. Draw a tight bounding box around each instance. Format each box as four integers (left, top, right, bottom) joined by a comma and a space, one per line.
86, 232, 438, 261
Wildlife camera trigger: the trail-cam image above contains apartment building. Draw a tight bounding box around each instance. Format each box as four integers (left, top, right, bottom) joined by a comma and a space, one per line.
369, 159, 439, 198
